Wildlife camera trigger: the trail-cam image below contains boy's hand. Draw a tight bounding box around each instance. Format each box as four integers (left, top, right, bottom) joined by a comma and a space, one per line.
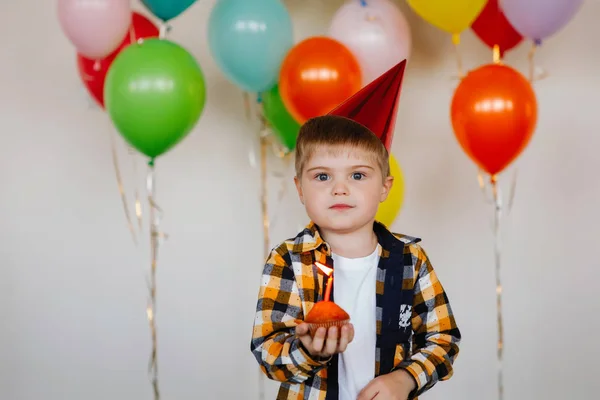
295, 323, 354, 359
357, 369, 416, 400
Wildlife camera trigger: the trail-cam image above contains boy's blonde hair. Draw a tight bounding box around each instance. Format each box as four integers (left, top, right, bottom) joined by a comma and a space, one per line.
294, 115, 390, 180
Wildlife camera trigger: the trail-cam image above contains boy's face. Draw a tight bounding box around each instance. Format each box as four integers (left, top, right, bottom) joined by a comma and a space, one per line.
294, 145, 393, 234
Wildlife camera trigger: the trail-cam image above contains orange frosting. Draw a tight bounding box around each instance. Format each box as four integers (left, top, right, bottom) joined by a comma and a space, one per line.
305, 301, 350, 323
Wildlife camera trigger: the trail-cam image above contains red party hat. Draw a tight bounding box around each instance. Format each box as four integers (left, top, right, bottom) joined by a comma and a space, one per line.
327, 60, 407, 151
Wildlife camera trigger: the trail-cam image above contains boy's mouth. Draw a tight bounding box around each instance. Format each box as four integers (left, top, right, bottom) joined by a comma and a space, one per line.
329, 204, 354, 210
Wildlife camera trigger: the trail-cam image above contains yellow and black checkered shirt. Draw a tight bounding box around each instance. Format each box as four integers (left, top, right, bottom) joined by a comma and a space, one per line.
251, 221, 461, 399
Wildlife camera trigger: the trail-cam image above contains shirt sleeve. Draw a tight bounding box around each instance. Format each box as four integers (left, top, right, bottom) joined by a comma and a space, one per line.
394, 244, 462, 398
250, 244, 329, 383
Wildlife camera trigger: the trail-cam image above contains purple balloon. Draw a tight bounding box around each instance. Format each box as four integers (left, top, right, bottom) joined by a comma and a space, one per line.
500, 0, 583, 41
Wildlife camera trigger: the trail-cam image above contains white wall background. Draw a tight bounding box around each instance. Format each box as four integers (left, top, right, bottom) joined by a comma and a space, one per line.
1, 0, 599, 399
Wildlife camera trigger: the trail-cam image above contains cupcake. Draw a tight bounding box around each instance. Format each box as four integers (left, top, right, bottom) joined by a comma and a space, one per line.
304, 301, 350, 338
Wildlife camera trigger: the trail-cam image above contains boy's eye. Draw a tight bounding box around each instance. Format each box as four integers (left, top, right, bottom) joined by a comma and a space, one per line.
352, 172, 365, 180
315, 173, 330, 181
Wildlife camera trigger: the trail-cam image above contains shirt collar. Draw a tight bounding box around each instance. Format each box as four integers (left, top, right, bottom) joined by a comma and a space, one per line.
292, 221, 420, 255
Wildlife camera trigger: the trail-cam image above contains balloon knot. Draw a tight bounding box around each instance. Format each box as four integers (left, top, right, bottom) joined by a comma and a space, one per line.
148, 158, 155, 167
492, 45, 501, 64
360, 0, 367, 6
452, 34, 461, 46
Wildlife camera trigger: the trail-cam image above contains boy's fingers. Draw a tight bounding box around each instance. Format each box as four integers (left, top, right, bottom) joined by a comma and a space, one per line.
337, 325, 351, 352
311, 327, 327, 353
324, 327, 339, 355
296, 323, 309, 336
347, 324, 355, 343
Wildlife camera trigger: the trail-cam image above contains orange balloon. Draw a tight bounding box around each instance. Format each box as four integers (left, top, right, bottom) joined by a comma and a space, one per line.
279, 37, 362, 123
451, 64, 537, 176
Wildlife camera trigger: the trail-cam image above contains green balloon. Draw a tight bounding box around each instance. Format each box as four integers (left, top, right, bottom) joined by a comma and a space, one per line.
262, 85, 300, 151
105, 39, 206, 159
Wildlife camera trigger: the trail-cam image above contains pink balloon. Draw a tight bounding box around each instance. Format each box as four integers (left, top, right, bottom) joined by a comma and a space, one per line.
58, 0, 132, 59
328, 0, 411, 85
500, 0, 583, 41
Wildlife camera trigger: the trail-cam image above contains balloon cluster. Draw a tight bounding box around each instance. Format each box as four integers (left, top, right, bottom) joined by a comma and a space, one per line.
207, 0, 409, 225
408, 0, 582, 50
408, 0, 582, 178
59, 5, 206, 399
59, 0, 205, 162
410, 6, 581, 400
58, 0, 583, 218
207, 0, 411, 153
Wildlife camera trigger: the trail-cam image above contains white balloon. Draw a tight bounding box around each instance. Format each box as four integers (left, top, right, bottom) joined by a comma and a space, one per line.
328, 0, 411, 85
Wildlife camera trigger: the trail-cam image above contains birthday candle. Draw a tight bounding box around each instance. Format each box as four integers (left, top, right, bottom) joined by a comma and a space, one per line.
323, 275, 333, 302
315, 262, 333, 302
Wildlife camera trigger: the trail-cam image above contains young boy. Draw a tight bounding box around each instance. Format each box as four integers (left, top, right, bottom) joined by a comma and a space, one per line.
251, 61, 461, 400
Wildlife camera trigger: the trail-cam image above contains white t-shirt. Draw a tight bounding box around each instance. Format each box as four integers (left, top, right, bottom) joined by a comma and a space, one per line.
332, 245, 380, 400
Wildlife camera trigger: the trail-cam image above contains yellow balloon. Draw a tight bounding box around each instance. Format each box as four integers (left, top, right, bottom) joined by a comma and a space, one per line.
376, 155, 404, 227
407, 0, 486, 35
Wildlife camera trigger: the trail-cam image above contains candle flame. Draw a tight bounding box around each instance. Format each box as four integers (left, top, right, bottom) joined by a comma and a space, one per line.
315, 262, 333, 277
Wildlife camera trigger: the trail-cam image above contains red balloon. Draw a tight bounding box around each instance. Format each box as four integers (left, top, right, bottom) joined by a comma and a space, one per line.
76, 12, 159, 108
451, 64, 537, 176
279, 37, 362, 123
471, 0, 522, 57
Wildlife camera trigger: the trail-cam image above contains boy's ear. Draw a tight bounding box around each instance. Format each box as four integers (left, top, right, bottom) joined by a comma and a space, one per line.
294, 176, 304, 204
380, 176, 394, 203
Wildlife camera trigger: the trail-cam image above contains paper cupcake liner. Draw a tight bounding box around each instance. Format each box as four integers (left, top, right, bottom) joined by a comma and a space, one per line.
307, 319, 350, 337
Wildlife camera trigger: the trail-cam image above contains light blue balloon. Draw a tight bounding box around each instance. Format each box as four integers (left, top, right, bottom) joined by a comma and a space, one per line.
142, 0, 196, 21
208, 0, 294, 93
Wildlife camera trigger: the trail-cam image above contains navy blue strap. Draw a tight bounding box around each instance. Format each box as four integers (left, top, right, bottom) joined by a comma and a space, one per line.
324, 255, 339, 400
379, 246, 413, 374
325, 354, 339, 400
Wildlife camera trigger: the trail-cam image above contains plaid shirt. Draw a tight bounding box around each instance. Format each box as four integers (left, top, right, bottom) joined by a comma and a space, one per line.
251, 222, 461, 399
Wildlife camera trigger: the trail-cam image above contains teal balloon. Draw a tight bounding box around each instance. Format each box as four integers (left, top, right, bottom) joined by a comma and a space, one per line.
105, 39, 206, 159
208, 0, 293, 93
262, 85, 299, 151
141, 0, 196, 21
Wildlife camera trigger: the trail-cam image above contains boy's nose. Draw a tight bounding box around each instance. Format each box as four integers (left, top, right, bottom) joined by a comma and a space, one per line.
332, 182, 349, 196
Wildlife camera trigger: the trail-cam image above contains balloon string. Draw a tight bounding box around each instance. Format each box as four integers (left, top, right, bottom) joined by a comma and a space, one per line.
128, 146, 144, 232
490, 176, 504, 400
477, 170, 494, 204
478, 169, 518, 216
265, 148, 293, 229
256, 102, 293, 229
109, 130, 138, 245
245, 92, 259, 169
146, 161, 167, 400
258, 104, 269, 400
452, 34, 465, 79
528, 42, 536, 82
527, 41, 548, 83
254, 104, 294, 400
258, 111, 271, 314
